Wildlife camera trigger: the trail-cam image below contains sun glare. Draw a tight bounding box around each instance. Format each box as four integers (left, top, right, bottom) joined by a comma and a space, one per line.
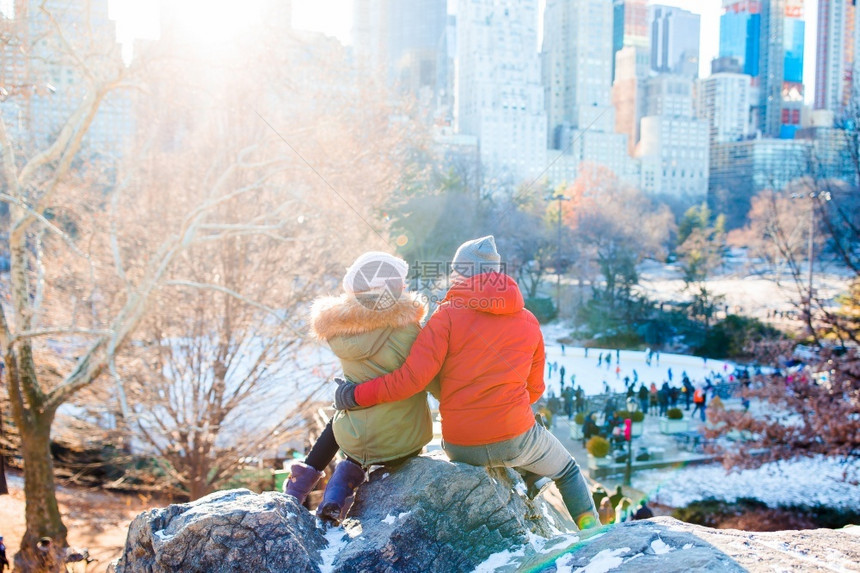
169, 0, 265, 45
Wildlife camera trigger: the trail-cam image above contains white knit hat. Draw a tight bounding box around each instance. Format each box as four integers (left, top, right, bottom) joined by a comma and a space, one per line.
342, 251, 409, 295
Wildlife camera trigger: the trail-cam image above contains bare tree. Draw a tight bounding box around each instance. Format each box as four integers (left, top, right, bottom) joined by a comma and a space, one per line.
677, 204, 727, 328
706, 107, 860, 477
0, 8, 430, 570
0, 2, 147, 567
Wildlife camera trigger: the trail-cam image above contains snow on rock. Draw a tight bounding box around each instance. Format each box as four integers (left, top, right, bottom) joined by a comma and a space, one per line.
518, 517, 860, 572
650, 538, 672, 554
113, 459, 860, 573
634, 456, 860, 510
564, 547, 629, 573
318, 528, 350, 573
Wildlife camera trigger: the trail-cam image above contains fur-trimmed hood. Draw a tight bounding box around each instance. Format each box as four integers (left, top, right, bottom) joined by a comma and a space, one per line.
310, 291, 427, 342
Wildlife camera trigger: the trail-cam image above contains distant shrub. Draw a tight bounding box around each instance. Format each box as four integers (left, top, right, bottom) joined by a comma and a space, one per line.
586, 436, 610, 458
524, 297, 557, 323
666, 407, 684, 420
615, 410, 646, 423
696, 314, 783, 359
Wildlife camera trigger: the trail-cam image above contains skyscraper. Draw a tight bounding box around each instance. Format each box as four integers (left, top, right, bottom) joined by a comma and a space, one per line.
612, 0, 648, 81
543, 0, 634, 183
718, 0, 805, 138
815, 0, 859, 112
637, 75, 709, 201
650, 5, 701, 77
457, 0, 547, 183
1, 0, 130, 154
612, 44, 650, 154
697, 72, 754, 144
353, 0, 448, 106
719, 0, 762, 77
759, 0, 805, 138
543, 0, 615, 140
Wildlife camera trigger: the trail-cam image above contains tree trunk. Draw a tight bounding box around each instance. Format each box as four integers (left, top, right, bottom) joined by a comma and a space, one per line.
10, 387, 66, 573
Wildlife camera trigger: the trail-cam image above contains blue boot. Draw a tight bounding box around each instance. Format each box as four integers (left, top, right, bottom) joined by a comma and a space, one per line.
317, 459, 365, 525
284, 462, 324, 504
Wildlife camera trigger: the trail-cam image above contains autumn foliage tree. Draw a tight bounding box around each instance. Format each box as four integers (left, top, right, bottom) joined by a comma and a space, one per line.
707, 108, 860, 477
563, 165, 674, 309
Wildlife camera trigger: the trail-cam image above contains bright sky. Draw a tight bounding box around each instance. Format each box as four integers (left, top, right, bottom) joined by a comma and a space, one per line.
109, 0, 817, 100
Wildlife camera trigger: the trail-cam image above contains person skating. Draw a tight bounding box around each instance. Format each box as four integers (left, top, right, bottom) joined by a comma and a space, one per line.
692, 386, 707, 422
575, 386, 585, 414
284, 252, 433, 525
562, 385, 575, 420
333, 236, 599, 530
649, 382, 658, 414
683, 376, 694, 411
638, 383, 649, 414
659, 382, 671, 417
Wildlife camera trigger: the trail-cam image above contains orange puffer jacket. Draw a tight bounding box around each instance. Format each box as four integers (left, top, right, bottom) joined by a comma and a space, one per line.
354, 272, 545, 446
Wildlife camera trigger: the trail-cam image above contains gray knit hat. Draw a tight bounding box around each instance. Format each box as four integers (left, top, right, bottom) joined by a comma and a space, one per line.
452, 235, 501, 277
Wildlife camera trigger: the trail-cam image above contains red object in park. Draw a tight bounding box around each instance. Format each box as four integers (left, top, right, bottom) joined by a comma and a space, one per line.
624, 418, 632, 441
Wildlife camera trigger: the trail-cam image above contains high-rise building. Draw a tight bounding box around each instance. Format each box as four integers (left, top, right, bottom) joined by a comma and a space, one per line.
719, 0, 805, 139
761, 0, 805, 138
457, 0, 547, 184
543, 0, 615, 140
637, 75, 709, 201
612, 0, 648, 81
697, 72, 754, 144
709, 138, 812, 228
649, 5, 700, 77
542, 0, 634, 183
815, 0, 859, 112
612, 44, 650, 154
720, 0, 762, 77
641, 74, 695, 118
638, 116, 709, 200
353, 0, 448, 108
1, 0, 131, 155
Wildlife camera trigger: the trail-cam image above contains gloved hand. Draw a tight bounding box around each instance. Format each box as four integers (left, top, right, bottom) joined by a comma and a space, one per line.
333, 377, 359, 410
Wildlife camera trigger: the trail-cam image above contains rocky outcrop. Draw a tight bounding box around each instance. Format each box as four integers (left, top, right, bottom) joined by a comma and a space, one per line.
113, 452, 860, 572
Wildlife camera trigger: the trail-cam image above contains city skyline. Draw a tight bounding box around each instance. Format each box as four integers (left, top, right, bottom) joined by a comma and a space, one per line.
105, 0, 819, 102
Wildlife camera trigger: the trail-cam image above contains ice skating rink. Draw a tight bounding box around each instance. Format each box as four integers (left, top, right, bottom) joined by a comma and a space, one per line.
542, 343, 733, 396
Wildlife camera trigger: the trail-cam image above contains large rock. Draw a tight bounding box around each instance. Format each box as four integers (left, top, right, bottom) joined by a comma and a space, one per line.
114, 453, 571, 573
114, 452, 860, 572
113, 487, 327, 572
536, 517, 860, 573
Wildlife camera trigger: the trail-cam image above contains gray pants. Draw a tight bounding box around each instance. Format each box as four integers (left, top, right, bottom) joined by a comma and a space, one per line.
443, 423, 597, 522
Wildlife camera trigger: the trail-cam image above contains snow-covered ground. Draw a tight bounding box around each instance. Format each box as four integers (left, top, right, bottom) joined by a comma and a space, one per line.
636, 258, 852, 323
632, 456, 860, 510
540, 324, 733, 396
